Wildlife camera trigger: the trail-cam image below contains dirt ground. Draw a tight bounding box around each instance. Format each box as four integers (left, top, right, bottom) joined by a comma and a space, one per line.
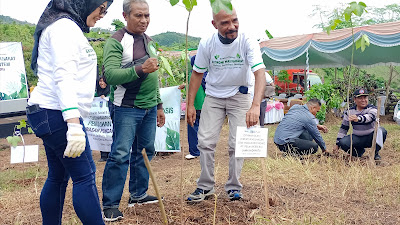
0, 115, 399, 225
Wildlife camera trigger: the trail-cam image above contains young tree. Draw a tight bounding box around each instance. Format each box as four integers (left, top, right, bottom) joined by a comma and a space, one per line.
111, 19, 125, 31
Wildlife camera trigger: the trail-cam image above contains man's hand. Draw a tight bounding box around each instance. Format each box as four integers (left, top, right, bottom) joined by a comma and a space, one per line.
64, 123, 86, 158
333, 145, 340, 154
349, 114, 359, 122
157, 109, 165, 127
187, 104, 196, 127
142, 57, 159, 74
246, 106, 260, 128
317, 124, 328, 133
178, 83, 186, 90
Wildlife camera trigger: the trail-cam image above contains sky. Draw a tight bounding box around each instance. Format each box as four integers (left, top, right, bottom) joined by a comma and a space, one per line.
0, 0, 398, 40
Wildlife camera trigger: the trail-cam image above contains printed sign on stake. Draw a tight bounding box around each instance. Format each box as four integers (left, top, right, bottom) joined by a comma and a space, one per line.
235, 126, 268, 158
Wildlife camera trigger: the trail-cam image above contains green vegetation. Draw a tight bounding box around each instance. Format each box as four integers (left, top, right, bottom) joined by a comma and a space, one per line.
152, 31, 200, 51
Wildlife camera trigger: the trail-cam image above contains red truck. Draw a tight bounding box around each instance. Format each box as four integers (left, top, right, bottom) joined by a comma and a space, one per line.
273, 69, 322, 94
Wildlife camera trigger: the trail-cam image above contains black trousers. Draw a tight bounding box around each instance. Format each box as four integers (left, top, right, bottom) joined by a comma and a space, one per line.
337, 127, 387, 157
276, 130, 319, 155
259, 100, 267, 127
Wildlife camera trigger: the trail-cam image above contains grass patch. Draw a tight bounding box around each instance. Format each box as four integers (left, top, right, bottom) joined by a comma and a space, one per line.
0, 164, 47, 192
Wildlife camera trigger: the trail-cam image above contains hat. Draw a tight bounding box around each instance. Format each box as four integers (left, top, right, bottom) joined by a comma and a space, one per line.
353, 88, 369, 98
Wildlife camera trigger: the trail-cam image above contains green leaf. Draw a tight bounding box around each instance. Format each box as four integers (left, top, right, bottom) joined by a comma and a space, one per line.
356, 34, 370, 52
28, 127, 34, 134
6, 136, 22, 147
160, 56, 174, 77
170, 0, 179, 6
355, 39, 362, 50
265, 29, 273, 39
18, 120, 27, 129
182, 0, 197, 11
165, 127, 180, 150
209, 0, 232, 15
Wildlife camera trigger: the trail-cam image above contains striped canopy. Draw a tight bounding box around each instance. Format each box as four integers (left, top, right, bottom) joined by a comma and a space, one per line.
260, 21, 400, 70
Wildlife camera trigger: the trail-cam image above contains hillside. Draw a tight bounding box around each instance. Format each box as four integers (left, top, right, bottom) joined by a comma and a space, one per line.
0, 15, 34, 26
151, 31, 200, 50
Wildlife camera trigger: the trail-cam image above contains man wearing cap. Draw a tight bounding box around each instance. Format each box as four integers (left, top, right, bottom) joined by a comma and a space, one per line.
334, 88, 387, 160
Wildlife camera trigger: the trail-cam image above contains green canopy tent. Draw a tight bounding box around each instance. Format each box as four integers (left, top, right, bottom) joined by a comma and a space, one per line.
260, 21, 400, 70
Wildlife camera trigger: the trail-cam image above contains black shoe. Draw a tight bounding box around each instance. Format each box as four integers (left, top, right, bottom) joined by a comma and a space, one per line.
103, 208, 123, 222
98, 158, 107, 162
374, 153, 381, 160
128, 195, 159, 207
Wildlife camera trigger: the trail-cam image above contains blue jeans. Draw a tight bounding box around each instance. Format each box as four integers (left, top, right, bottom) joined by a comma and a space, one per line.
26, 106, 104, 225
187, 110, 201, 156
102, 105, 157, 209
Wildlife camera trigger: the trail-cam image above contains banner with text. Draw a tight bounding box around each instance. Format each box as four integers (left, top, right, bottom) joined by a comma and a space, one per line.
0, 42, 28, 101
83, 97, 112, 152
155, 86, 181, 152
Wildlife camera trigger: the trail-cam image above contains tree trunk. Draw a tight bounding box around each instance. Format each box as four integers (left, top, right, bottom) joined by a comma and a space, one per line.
384, 65, 394, 110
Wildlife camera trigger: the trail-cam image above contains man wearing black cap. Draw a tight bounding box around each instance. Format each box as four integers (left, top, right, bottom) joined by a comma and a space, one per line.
334, 88, 387, 160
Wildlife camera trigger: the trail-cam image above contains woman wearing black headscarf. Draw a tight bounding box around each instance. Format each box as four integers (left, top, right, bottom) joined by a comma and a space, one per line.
26, 0, 112, 224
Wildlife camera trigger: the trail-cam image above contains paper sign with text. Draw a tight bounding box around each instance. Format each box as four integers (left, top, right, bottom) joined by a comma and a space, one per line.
83, 97, 113, 152
10, 145, 39, 164
235, 127, 268, 158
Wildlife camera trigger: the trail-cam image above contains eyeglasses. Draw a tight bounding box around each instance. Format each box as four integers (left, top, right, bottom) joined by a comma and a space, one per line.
99, 5, 108, 16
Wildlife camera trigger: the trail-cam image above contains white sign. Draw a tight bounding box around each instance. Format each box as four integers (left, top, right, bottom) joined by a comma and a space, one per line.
83, 97, 113, 152
155, 86, 181, 152
0, 42, 28, 101
10, 145, 39, 164
235, 126, 268, 158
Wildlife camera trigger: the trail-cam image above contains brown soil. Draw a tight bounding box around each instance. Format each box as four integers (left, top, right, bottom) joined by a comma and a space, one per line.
0, 118, 399, 225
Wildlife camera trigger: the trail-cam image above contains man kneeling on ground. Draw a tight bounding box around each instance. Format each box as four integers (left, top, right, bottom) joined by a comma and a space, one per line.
333, 88, 387, 160
274, 99, 327, 156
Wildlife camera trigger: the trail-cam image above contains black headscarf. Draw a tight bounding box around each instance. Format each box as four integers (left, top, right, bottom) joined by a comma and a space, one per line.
31, 0, 113, 74
96, 76, 110, 97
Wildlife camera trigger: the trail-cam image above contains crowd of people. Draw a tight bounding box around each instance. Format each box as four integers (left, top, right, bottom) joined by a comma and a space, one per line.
26, 0, 388, 224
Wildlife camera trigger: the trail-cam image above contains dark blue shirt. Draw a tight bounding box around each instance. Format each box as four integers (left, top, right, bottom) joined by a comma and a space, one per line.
274, 104, 326, 150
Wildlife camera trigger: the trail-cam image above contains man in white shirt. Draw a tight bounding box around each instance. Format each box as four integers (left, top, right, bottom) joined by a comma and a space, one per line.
186, 7, 266, 202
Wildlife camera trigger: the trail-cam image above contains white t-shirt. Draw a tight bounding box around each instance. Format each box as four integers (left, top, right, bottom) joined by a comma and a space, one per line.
193, 33, 265, 98
28, 18, 98, 121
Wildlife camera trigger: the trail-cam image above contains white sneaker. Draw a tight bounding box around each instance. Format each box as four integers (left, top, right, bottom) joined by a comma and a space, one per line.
185, 154, 198, 160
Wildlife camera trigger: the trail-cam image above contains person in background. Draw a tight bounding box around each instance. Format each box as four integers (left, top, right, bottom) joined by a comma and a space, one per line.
27, 0, 112, 224
259, 72, 275, 127
95, 75, 111, 162
101, 0, 165, 221
334, 88, 387, 160
274, 99, 327, 156
186, 6, 266, 202
178, 55, 207, 160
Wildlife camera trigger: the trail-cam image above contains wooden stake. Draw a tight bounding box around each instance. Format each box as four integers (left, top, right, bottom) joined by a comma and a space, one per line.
141, 149, 168, 225
261, 158, 270, 216
370, 97, 382, 166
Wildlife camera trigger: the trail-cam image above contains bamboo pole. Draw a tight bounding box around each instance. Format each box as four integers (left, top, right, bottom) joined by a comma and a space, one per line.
141, 149, 168, 225
261, 158, 270, 216
370, 97, 382, 166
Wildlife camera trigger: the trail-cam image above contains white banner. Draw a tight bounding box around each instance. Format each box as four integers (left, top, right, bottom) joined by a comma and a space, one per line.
83, 97, 113, 152
0, 42, 28, 101
235, 126, 268, 158
155, 86, 181, 152
83, 87, 181, 153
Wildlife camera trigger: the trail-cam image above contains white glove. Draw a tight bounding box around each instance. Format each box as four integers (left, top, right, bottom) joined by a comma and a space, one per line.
64, 123, 86, 158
